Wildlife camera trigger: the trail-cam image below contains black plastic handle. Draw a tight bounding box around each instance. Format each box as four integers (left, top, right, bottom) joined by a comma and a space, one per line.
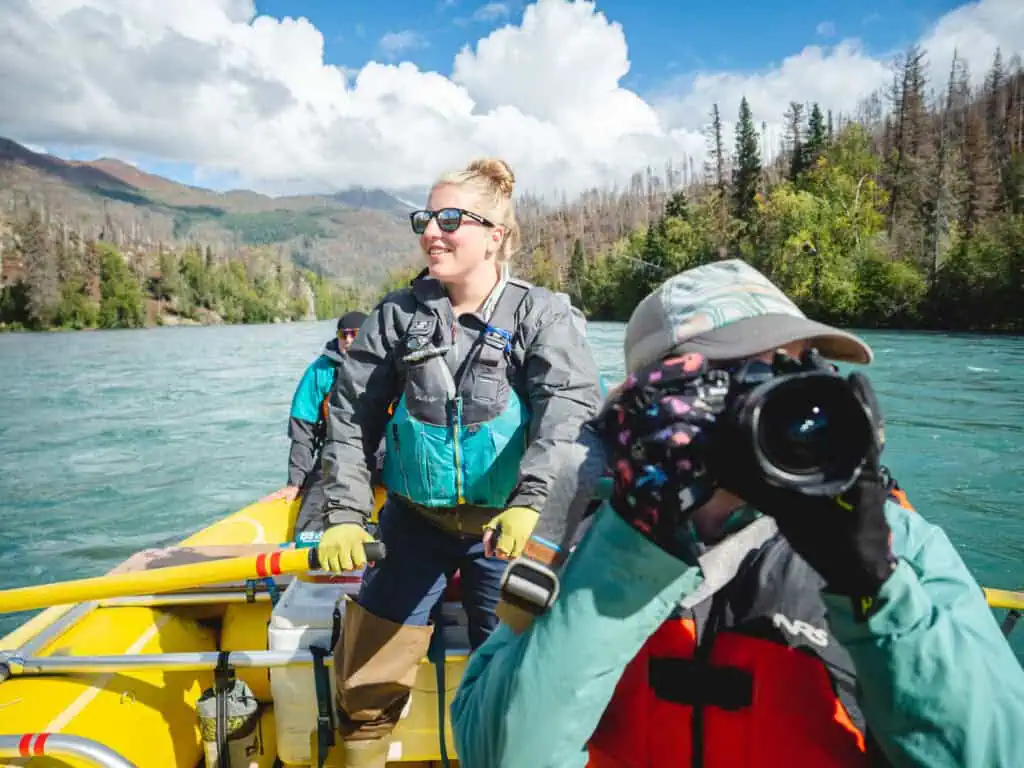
305, 540, 386, 571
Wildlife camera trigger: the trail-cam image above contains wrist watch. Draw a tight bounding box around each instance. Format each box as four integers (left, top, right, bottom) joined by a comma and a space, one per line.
496, 535, 563, 633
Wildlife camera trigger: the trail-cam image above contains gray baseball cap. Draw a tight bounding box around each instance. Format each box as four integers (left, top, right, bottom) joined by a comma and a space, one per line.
624, 259, 873, 373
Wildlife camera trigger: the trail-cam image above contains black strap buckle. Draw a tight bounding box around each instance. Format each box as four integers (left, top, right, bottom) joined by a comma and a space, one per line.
478, 325, 513, 367
649, 657, 753, 711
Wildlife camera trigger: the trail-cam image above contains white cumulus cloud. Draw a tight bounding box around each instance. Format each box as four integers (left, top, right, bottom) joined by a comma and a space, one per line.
379, 30, 427, 59
918, 0, 1024, 88
0, 0, 1021, 199
651, 39, 891, 153
473, 3, 511, 23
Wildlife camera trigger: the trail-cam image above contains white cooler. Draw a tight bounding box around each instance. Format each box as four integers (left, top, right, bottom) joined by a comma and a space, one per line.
268, 573, 363, 766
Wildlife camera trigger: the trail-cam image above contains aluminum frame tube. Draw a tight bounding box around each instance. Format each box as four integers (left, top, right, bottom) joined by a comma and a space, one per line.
0, 734, 136, 767
0, 649, 328, 676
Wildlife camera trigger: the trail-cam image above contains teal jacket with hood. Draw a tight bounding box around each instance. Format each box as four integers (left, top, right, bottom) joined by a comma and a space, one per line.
451, 449, 1024, 767
287, 337, 346, 489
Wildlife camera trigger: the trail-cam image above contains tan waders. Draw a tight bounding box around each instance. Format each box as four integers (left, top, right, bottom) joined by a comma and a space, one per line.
332, 600, 433, 767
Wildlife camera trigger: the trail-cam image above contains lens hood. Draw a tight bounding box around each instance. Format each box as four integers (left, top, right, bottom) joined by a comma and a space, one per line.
728, 370, 874, 496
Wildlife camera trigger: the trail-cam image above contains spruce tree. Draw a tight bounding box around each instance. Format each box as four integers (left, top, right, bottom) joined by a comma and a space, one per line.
733, 97, 762, 224
803, 103, 827, 172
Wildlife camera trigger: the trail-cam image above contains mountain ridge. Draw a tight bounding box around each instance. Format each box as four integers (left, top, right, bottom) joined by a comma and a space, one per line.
0, 137, 421, 283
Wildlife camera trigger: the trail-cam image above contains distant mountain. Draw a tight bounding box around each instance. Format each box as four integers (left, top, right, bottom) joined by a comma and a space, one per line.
0, 137, 420, 284
329, 186, 420, 217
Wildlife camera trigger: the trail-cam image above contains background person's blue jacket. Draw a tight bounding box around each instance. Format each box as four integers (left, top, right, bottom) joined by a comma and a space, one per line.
451, 499, 1024, 768
287, 339, 345, 488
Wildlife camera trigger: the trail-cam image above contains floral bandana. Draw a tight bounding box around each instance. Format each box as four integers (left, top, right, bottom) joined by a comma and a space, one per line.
594, 352, 721, 561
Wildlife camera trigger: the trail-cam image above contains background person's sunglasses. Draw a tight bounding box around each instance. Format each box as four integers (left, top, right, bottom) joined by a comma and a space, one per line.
410, 207, 494, 234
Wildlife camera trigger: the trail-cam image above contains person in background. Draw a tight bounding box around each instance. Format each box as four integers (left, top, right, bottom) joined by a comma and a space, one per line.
315, 157, 605, 766
267, 311, 367, 536
451, 259, 1024, 768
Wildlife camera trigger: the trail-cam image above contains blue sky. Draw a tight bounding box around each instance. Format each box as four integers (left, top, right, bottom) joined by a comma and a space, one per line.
254, 0, 964, 93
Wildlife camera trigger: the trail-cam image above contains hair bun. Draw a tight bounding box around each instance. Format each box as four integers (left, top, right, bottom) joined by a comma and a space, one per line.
466, 157, 515, 198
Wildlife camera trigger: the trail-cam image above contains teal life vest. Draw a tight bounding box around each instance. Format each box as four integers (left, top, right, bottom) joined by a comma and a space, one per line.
381, 279, 533, 509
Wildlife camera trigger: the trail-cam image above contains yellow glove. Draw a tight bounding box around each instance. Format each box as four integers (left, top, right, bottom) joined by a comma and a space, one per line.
318, 524, 375, 572
483, 506, 540, 559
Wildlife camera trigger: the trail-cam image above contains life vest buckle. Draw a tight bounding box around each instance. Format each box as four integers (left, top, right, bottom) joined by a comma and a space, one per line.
649, 657, 753, 711
483, 325, 513, 353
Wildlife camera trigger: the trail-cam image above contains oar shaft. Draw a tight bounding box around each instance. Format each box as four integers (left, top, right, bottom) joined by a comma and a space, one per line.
0, 541, 1010, 617
0, 548, 317, 615
984, 588, 1024, 612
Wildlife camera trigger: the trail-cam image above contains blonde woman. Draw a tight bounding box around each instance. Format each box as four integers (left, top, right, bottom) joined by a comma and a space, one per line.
317, 158, 605, 765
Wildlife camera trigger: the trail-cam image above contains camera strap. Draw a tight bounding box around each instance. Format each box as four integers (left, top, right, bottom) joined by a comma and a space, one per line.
680, 516, 778, 609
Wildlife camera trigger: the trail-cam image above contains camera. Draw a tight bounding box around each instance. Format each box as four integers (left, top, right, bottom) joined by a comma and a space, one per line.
695, 348, 881, 498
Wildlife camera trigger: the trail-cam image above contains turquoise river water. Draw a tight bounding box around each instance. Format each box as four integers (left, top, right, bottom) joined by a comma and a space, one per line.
0, 321, 1021, 658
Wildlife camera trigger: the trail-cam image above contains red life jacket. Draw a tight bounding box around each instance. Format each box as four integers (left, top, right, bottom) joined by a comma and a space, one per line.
587, 488, 915, 768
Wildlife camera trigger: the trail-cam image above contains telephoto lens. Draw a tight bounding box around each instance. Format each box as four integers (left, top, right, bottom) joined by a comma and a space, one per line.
719, 350, 877, 497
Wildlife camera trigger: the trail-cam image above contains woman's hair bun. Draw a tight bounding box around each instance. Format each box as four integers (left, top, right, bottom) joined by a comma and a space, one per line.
466, 157, 515, 198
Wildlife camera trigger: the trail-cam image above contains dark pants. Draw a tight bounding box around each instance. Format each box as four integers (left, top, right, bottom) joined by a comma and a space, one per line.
356, 498, 507, 650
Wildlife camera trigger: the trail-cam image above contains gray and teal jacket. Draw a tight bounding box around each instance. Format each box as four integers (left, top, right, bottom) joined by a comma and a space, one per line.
320, 270, 605, 528
287, 338, 345, 489
452, 470, 1024, 767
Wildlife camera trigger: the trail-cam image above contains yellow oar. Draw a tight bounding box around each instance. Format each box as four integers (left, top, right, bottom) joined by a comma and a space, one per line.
0, 542, 385, 616
984, 588, 1024, 612
0, 541, 1014, 617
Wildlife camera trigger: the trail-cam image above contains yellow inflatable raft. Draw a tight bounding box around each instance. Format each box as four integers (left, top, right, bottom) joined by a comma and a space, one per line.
0, 488, 465, 767
0, 488, 1021, 768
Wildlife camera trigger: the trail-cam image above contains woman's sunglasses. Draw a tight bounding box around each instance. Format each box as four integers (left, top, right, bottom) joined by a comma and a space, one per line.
338, 329, 358, 341
410, 207, 495, 235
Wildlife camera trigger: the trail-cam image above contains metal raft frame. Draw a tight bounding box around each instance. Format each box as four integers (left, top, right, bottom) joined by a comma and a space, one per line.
0, 648, 331, 680
0, 583, 313, 768
0, 734, 136, 767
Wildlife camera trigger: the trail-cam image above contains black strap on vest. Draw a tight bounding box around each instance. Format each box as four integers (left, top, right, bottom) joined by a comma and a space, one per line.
477, 278, 531, 368
649, 657, 753, 710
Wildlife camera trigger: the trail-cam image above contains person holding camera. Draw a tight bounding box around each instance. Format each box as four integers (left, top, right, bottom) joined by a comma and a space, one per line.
451, 259, 1023, 768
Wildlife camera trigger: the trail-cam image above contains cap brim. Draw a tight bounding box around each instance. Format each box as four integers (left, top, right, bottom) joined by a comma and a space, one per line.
678, 314, 873, 364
